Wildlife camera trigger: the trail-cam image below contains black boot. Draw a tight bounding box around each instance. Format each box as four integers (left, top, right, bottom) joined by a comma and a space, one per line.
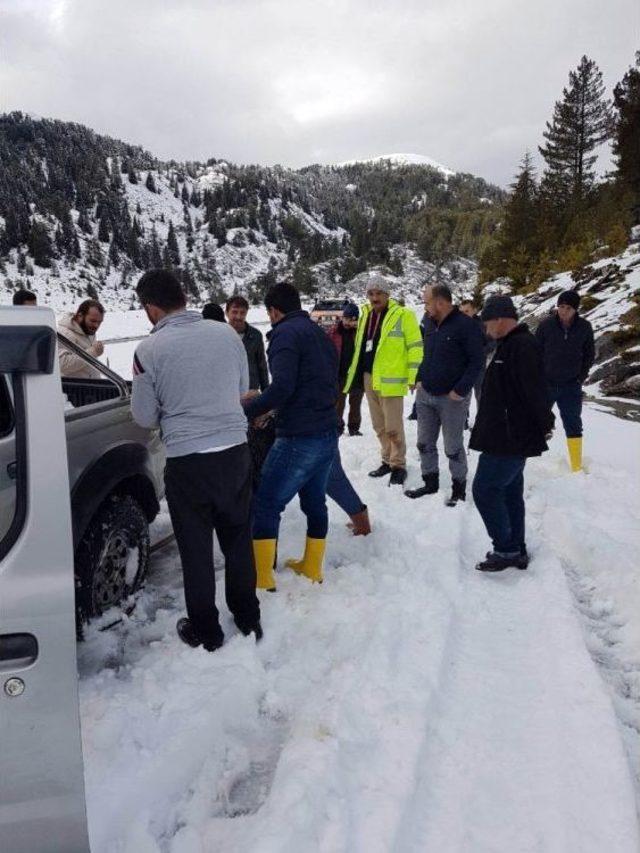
446, 479, 466, 506
389, 467, 407, 486
348, 427, 363, 436
475, 552, 522, 572
405, 472, 439, 499
176, 617, 224, 652
235, 619, 264, 642
369, 462, 392, 478
485, 545, 529, 569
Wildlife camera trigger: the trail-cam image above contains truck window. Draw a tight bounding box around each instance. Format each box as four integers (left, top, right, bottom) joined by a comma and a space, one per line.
0, 375, 19, 545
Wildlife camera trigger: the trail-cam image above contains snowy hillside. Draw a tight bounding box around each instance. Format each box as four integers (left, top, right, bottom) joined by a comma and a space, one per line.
337, 152, 456, 177
484, 235, 640, 398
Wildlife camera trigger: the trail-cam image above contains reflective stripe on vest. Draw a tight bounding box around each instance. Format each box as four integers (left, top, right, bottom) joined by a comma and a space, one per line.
380, 376, 408, 384
387, 317, 404, 338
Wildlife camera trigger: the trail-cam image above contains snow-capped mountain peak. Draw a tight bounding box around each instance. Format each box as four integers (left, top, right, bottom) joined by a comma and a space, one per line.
337, 153, 455, 176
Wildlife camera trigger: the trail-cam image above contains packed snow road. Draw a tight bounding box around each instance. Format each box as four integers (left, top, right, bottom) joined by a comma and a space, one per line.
78, 403, 640, 853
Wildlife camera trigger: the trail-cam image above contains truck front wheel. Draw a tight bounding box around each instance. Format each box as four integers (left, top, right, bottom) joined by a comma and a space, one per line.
76, 494, 150, 620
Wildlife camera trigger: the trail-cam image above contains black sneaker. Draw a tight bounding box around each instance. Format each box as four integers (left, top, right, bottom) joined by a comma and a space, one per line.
446, 479, 466, 506
369, 462, 392, 478
389, 467, 407, 486
405, 473, 439, 499
475, 553, 522, 572
235, 620, 264, 642
348, 428, 363, 436
176, 617, 223, 652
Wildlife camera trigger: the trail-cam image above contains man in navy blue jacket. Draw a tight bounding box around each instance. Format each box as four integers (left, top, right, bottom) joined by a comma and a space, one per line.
243, 283, 339, 591
406, 284, 484, 504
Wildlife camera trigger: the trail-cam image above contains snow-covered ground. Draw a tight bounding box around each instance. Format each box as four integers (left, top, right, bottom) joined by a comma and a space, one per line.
76, 315, 640, 852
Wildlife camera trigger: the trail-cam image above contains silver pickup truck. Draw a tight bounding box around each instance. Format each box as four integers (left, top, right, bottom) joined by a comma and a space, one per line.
0, 315, 165, 623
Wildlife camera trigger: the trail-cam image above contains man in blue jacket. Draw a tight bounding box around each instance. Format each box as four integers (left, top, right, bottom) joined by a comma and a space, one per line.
406, 284, 484, 505
535, 290, 595, 472
243, 283, 339, 591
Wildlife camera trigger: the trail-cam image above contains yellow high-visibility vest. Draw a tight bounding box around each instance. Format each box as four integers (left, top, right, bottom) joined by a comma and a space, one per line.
344, 299, 423, 397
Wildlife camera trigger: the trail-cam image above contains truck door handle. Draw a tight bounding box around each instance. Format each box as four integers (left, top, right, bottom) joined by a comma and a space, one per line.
0, 634, 38, 670
7, 461, 17, 480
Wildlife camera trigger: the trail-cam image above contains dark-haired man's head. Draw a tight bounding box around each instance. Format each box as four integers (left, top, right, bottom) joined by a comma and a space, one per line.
202, 303, 226, 322
225, 295, 250, 332
459, 300, 478, 318
75, 299, 105, 335
264, 282, 301, 325
427, 284, 453, 322
136, 269, 187, 326
13, 289, 37, 306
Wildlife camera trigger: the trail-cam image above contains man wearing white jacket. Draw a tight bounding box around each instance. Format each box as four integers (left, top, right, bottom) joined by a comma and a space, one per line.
58, 299, 106, 378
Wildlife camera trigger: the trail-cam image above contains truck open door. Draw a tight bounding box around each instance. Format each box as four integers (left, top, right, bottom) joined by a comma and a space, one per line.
0, 307, 89, 852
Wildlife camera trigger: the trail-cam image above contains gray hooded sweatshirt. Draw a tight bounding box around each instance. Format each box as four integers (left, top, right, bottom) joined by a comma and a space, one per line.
131, 310, 249, 457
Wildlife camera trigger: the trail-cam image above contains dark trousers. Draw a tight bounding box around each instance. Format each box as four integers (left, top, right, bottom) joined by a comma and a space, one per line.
253, 431, 337, 540
472, 453, 526, 555
165, 444, 260, 645
547, 380, 583, 438
326, 447, 364, 517
336, 387, 364, 433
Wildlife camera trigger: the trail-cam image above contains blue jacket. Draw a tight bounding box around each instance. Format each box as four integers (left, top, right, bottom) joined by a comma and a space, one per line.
244, 310, 338, 436
535, 312, 595, 384
417, 306, 484, 397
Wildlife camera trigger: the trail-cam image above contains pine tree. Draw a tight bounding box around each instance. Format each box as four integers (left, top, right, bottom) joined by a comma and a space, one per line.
128, 165, 138, 185
613, 52, 640, 224
181, 183, 190, 204
167, 221, 181, 265
27, 221, 54, 268
149, 227, 163, 267
539, 56, 612, 204
77, 207, 93, 235
499, 153, 539, 261
98, 211, 111, 243
109, 237, 120, 267
145, 171, 157, 193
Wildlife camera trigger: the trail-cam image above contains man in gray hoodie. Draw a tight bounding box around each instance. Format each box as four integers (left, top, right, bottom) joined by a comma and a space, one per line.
131, 269, 261, 651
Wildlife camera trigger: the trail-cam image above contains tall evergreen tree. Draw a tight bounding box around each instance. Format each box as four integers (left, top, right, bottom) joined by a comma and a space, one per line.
145, 171, 157, 193
98, 211, 111, 243
27, 221, 54, 268
539, 56, 612, 204
167, 220, 181, 265
499, 153, 538, 263
613, 51, 640, 224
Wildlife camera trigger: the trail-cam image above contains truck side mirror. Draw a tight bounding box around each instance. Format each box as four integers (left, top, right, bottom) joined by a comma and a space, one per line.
0, 326, 56, 374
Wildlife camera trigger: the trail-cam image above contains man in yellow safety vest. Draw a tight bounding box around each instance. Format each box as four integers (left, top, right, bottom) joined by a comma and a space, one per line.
344, 274, 423, 486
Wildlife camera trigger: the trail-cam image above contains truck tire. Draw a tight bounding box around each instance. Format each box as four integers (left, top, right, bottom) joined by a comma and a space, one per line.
75, 494, 150, 620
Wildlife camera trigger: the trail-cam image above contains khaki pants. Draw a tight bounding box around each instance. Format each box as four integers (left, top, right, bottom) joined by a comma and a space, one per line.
364, 373, 406, 469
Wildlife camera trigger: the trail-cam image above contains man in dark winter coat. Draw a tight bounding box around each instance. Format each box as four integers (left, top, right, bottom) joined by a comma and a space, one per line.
470, 295, 555, 572
535, 290, 595, 472
326, 303, 363, 435
225, 295, 270, 391
243, 283, 338, 591
406, 284, 484, 505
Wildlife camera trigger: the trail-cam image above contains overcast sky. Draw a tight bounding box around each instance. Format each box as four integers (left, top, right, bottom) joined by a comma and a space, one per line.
0, 0, 637, 186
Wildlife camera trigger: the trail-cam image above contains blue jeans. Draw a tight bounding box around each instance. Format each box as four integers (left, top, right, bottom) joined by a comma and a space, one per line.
326, 448, 364, 517
547, 380, 582, 438
472, 453, 526, 555
253, 431, 338, 540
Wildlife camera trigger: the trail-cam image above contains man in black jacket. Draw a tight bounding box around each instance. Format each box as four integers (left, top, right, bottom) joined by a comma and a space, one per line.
406, 284, 484, 505
535, 290, 595, 472
226, 295, 270, 391
470, 295, 555, 572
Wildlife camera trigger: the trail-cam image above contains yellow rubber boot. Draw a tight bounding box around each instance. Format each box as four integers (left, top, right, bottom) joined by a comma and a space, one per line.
285, 537, 326, 583
253, 539, 277, 591
567, 437, 583, 472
